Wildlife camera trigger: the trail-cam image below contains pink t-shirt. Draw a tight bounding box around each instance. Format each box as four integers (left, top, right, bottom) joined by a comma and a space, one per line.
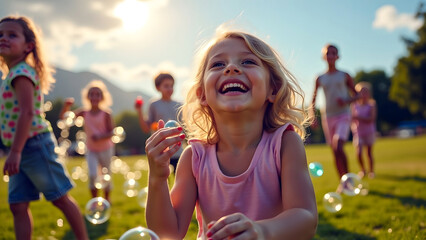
190, 123, 293, 239
83, 110, 114, 152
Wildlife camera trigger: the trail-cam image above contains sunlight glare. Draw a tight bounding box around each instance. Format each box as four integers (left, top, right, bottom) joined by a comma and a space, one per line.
114, 0, 149, 31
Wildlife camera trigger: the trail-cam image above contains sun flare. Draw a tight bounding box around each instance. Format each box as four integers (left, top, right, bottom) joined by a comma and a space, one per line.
114, 0, 149, 31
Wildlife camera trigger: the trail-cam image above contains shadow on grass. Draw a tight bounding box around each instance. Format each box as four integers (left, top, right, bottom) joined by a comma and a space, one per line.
62, 219, 109, 240
378, 174, 426, 183
315, 213, 376, 240
368, 189, 426, 208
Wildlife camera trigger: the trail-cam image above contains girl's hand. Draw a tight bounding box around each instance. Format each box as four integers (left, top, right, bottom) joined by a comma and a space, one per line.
3, 151, 22, 176
145, 120, 184, 181
206, 213, 264, 240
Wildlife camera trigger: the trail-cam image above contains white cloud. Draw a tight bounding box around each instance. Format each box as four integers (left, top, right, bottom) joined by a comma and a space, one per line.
89, 61, 191, 100
373, 5, 423, 31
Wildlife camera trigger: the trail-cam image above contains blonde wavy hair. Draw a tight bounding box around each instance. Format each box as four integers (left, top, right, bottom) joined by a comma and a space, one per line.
81, 80, 113, 112
180, 30, 311, 144
0, 16, 55, 94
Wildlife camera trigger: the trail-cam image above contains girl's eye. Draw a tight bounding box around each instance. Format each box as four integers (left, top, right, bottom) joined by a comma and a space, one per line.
210, 62, 225, 69
242, 59, 257, 65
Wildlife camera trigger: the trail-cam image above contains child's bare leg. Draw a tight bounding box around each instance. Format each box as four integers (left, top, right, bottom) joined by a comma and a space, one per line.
104, 188, 110, 203
52, 194, 88, 240
91, 188, 98, 198
10, 202, 32, 240
333, 138, 349, 178
367, 145, 375, 178
357, 145, 366, 177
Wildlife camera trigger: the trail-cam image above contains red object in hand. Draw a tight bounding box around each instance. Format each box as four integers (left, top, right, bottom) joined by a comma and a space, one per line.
135, 96, 144, 107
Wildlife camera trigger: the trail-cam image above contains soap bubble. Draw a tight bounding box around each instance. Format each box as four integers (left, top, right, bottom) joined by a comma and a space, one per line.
308, 162, 324, 177
123, 179, 140, 197
340, 173, 363, 196
323, 192, 343, 213
119, 226, 160, 240
75, 140, 87, 155
74, 116, 85, 127
164, 120, 179, 128
94, 173, 111, 190
112, 126, 126, 143
84, 197, 111, 224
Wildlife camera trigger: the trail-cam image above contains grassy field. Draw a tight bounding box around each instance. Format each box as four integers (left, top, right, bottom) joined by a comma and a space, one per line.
0, 135, 425, 240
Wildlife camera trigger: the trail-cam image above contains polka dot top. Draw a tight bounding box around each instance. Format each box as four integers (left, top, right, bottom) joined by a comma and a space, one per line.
0, 62, 52, 147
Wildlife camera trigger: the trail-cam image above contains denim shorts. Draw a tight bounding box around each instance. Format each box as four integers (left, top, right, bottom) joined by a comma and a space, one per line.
8, 132, 74, 204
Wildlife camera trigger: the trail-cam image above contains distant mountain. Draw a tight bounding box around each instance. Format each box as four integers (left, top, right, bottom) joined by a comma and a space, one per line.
46, 68, 151, 114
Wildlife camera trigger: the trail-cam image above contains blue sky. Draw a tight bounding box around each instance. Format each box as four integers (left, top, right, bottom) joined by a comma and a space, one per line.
1, 0, 423, 106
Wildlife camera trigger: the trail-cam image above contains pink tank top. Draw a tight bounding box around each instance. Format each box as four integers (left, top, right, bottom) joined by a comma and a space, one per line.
190, 123, 293, 239
83, 111, 114, 152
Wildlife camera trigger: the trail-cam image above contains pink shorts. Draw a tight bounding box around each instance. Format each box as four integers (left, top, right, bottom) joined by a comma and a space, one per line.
322, 113, 351, 145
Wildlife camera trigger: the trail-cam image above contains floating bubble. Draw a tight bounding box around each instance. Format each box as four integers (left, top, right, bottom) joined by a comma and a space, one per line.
60, 129, 70, 138
84, 197, 111, 224
137, 187, 148, 208
111, 157, 123, 173
57, 119, 66, 130
340, 173, 363, 196
74, 116, 84, 127
112, 126, 126, 143
63, 111, 76, 128
57, 218, 64, 227
94, 174, 111, 190
323, 192, 343, 213
164, 120, 179, 128
75, 130, 87, 142
119, 226, 160, 240
75, 140, 87, 155
308, 162, 324, 177
43, 101, 53, 112
123, 179, 140, 197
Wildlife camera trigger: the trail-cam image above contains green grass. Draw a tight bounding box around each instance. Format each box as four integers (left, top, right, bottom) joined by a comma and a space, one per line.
1, 135, 425, 239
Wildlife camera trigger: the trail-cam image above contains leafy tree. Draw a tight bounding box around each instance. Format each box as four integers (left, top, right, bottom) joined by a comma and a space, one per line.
389, 3, 426, 118
354, 70, 413, 134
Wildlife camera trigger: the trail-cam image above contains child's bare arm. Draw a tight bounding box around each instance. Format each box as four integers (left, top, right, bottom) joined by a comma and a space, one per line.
145, 122, 194, 239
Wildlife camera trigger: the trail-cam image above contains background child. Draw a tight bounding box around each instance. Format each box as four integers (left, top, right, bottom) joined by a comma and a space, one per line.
0, 16, 88, 239
60, 80, 115, 202
351, 82, 377, 179
144, 30, 317, 239
135, 72, 182, 172
310, 44, 358, 182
